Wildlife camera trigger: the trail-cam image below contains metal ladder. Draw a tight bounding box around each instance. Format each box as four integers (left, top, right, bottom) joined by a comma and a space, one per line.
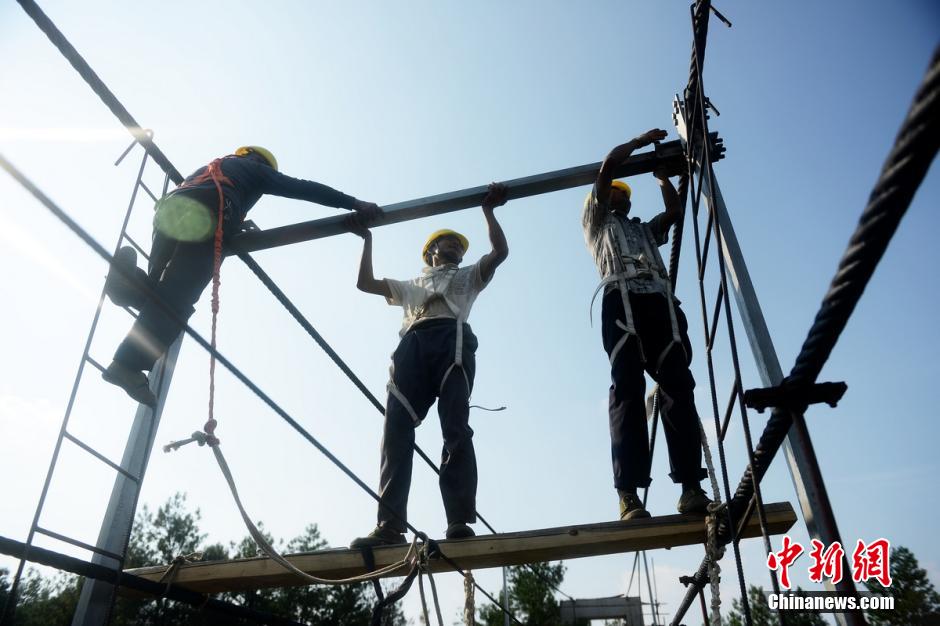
2, 135, 180, 626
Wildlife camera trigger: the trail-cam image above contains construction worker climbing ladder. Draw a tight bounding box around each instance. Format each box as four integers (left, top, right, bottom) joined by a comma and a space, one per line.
347, 182, 509, 547
583, 129, 711, 520
101, 146, 382, 407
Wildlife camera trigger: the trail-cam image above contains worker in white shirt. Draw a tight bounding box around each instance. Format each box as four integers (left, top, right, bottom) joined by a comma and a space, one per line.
347, 183, 509, 546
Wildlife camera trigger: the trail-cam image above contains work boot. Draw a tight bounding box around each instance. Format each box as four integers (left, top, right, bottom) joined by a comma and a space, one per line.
619, 493, 651, 521
102, 360, 157, 408
445, 522, 475, 540
105, 246, 149, 309
677, 487, 712, 515
349, 526, 407, 549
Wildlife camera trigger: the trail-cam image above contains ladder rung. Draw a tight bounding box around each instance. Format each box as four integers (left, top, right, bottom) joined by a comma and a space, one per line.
84, 355, 106, 373
138, 181, 158, 203
34, 526, 123, 563
707, 283, 724, 350
120, 232, 150, 261
719, 375, 738, 442
63, 431, 140, 484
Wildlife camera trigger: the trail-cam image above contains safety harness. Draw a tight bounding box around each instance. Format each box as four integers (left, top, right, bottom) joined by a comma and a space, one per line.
386, 265, 480, 424
591, 214, 685, 373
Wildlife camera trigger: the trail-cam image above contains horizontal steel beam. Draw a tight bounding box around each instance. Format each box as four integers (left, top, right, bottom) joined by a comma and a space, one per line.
229, 136, 722, 254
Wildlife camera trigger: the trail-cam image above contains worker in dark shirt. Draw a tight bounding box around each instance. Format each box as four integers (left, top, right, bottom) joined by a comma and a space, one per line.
102, 146, 381, 407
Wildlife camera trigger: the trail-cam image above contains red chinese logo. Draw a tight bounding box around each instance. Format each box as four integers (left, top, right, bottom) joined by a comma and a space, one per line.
767, 536, 892, 588
852, 538, 892, 587
808, 539, 844, 584
766, 535, 804, 590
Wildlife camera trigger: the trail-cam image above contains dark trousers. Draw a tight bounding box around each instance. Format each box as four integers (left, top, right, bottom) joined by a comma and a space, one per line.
113, 230, 214, 372
377, 319, 479, 533
601, 290, 707, 490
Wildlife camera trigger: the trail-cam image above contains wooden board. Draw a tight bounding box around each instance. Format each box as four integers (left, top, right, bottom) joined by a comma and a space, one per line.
125, 502, 795, 593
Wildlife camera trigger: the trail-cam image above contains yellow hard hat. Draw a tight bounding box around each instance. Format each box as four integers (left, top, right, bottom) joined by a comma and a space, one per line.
422, 229, 469, 262
235, 146, 278, 171
611, 180, 632, 198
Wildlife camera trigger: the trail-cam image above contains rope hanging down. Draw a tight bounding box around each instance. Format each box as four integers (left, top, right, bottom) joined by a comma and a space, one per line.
177, 157, 232, 446
167, 430, 421, 585
207, 163, 226, 444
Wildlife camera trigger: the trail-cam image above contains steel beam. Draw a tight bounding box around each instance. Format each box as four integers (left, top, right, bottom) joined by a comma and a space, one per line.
228, 137, 721, 254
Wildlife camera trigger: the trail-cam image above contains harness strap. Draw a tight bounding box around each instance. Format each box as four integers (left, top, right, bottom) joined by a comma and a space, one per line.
608, 320, 631, 366
393, 267, 480, 419
593, 276, 645, 365
635, 220, 685, 366
388, 380, 423, 424
439, 362, 472, 397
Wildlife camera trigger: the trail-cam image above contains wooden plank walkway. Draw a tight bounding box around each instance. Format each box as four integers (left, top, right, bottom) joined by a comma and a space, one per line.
126, 502, 796, 593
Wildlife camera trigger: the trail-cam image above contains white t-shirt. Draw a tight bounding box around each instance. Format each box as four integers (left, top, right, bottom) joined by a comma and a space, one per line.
385, 261, 489, 337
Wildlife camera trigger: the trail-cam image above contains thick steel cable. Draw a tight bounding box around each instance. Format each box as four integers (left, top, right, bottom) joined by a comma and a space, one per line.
16, 0, 183, 185
687, 18, 784, 620
670, 44, 940, 625
682, 0, 713, 171
0, 154, 522, 626
679, 6, 753, 623
685, 25, 753, 626
686, 117, 751, 626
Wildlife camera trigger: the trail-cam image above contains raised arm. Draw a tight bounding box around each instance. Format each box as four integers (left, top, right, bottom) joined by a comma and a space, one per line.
654, 166, 685, 228
255, 165, 383, 221
347, 215, 392, 298
595, 129, 668, 206
478, 182, 509, 283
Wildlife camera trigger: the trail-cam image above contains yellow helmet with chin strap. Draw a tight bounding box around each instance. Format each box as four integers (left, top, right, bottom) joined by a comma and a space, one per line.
235, 146, 278, 171
422, 229, 469, 263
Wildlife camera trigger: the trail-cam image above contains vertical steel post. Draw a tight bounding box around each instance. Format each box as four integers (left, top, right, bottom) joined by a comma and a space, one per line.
71, 338, 182, 625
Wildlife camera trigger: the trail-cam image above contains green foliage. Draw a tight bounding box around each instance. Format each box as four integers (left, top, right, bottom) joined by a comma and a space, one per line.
723, 585, 826, 626
478, 562, 583, 626
865, 545, 940, 625
0, 568, 80, 626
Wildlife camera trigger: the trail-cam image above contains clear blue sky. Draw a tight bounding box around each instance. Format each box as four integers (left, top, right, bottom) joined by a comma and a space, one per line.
1, 1, 938, 623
